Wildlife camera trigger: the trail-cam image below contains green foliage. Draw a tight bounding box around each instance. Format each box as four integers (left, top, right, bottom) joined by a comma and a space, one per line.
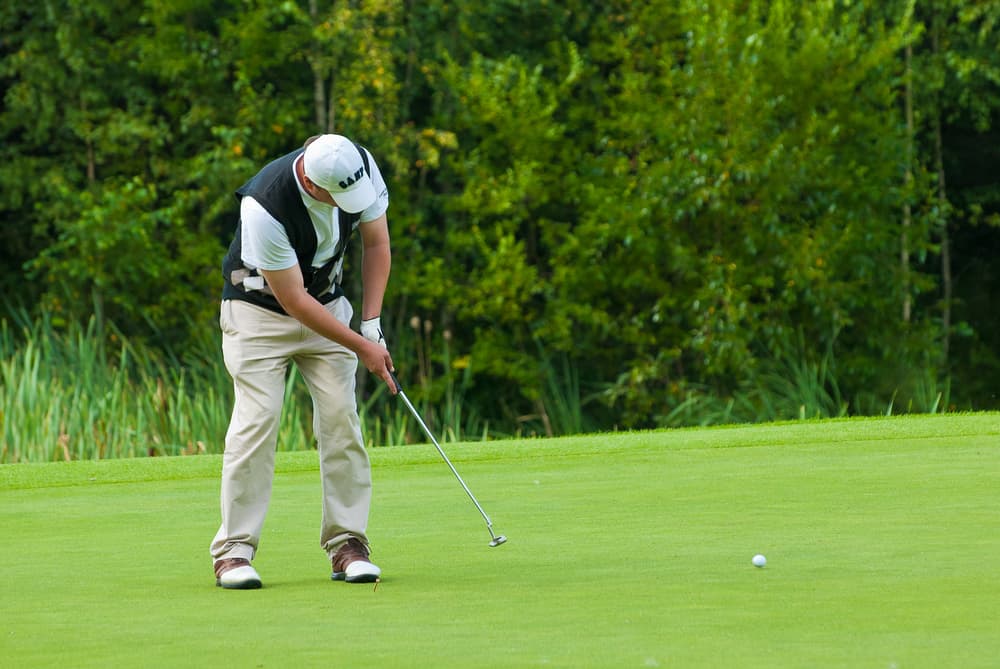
27, 177, 220, 339
2, 0, 998, 437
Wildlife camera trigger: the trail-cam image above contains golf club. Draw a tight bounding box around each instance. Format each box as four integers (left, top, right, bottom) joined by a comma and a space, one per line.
390, 372, 507, 548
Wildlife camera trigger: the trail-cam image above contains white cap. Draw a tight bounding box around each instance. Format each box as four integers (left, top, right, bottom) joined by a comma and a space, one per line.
302, 134, 377, 213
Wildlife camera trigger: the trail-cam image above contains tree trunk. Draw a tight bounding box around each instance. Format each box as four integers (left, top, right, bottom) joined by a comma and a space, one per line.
86, 138, 96, 183
901, 43, 914, 323
81, 96, 96, 182
931, 17, 951, 364
309, 0, 328, 132
327, 70, 336, 133
935, 117, 951, 361
313, 67, 327, 132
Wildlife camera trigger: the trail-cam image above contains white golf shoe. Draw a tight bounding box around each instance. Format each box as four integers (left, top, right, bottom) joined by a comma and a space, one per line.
214, 558, 262, 589
331, 538, 382, 583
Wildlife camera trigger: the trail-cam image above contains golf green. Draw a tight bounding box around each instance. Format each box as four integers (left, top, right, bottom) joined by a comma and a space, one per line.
2, 414, 998, 668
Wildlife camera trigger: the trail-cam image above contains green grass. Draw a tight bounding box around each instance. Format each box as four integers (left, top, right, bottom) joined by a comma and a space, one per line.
2, 414, 999, 668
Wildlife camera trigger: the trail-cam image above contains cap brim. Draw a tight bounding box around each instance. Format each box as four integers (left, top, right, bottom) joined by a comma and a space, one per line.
332, 177, 377, 214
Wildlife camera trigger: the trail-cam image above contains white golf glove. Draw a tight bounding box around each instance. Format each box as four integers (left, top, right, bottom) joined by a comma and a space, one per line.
361, 317, 387, 348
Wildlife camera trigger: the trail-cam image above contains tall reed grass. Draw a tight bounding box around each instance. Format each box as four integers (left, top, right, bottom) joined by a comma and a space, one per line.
655, 336, 952, 428
1, 309, 955, 463
0, 311, 232, 462
0, 309, 503, 463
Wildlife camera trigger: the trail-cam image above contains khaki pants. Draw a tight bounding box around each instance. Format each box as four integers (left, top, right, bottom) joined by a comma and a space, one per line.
210, 298, 370, 563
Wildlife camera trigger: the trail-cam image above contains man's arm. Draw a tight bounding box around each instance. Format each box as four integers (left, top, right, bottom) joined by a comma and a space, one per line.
260, 264, 396, 392
359, 213, 391, 321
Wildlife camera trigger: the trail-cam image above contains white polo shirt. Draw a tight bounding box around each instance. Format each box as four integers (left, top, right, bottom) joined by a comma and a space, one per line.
239, 147, 389, 274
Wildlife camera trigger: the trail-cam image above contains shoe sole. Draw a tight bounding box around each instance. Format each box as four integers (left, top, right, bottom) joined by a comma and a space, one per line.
216, 578, 263, 589
215, 562, 262, 589
216, 580, 262, 589
331, 572, 380, 584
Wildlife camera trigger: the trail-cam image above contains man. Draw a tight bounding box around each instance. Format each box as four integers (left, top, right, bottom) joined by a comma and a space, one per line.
211, 133, 397, 589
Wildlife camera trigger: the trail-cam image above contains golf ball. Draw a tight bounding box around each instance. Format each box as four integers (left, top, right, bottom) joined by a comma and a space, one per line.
752, 554, 767, 568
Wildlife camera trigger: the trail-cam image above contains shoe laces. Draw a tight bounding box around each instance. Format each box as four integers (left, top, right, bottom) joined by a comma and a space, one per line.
214, 557, 250, 578
333, 538, 371, 571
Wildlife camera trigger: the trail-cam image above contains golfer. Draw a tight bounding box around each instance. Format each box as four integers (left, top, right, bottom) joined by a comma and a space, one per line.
211, 133, 396, 589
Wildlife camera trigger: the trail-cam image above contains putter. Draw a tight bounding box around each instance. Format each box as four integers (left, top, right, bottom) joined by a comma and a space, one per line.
390, 372, 507, 548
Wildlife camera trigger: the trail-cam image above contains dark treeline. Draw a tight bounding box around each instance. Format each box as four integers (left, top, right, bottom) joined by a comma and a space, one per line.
1, 1, 998, 435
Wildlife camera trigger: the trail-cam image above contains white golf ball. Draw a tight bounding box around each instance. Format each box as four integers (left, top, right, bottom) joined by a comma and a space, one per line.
752, 554, 767, 568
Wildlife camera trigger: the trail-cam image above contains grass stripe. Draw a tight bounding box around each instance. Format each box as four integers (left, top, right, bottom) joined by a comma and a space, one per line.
3, 413, 997, 490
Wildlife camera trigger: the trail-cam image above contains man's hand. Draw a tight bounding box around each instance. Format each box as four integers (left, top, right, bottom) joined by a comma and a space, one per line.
358, 338, 396, 393
361, 317, 386, 348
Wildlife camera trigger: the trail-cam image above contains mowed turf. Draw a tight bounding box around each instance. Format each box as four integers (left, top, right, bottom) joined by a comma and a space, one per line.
2, 414, 999, 668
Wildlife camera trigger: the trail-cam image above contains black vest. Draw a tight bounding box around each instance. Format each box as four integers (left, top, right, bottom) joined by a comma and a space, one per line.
221, 145, 369, 314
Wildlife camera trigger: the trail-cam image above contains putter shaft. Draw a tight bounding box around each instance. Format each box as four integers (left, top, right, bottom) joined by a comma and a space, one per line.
393, 380, 502, 542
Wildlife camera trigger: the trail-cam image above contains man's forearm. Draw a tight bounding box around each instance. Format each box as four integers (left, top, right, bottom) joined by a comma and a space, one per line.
262, 266, 369, 353
282, 290, 370, 353
361, 242, 391, 321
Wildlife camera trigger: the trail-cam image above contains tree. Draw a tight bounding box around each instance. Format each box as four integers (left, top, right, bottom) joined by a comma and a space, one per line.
908, 0, 1000, 400
3, 0, 997, 435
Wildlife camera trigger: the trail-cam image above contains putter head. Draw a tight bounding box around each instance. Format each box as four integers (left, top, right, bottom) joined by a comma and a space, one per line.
489, 535, 507, 547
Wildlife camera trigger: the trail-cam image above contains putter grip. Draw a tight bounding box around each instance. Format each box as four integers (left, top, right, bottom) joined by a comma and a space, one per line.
389, 371, 402, 393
